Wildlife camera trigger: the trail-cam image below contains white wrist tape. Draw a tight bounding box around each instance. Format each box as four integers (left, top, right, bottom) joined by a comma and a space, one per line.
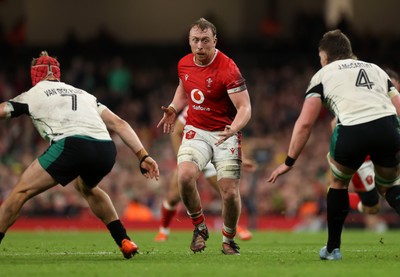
168, 103, 178, 114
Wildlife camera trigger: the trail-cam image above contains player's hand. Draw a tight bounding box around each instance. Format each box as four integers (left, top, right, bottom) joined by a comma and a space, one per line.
139, 156, 160, 180
215, 125, 235, 146
267, 163, 293, 183
157, 106, 177, 133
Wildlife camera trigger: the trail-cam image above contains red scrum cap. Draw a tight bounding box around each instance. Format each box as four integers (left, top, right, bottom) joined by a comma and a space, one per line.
30, 51, 61, 86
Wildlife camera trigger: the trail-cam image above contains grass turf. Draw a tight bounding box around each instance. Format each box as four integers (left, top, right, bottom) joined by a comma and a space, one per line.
1, 229, 400, 277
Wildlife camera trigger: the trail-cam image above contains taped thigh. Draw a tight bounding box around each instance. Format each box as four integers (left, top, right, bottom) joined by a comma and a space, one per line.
177, 144, 211, 172
214, 159, 241, 180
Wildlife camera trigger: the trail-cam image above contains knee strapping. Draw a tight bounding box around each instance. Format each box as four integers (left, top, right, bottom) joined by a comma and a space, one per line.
177, 147, 208, 170
215, 160, 241, 180
326, 153, 353, 182
375, 174, 400, 188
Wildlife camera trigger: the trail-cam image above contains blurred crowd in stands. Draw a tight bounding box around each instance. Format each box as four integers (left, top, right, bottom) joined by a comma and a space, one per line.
1, 20, 400, 230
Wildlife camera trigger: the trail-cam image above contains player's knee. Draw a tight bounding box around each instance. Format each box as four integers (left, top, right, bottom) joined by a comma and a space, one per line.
220, 187, 240, 210
220, 183, 239, 199
13, 190, 31, 205
177, 166, 197, 185
360, 203, 380, 215
215, 160, 241, 180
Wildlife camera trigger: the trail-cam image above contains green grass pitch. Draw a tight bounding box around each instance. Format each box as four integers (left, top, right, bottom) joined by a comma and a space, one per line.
1, 229, 400, 277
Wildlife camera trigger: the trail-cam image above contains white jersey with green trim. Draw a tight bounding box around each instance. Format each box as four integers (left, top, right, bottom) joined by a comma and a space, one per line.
9, 80, 111, 142
306, 59, 398, 126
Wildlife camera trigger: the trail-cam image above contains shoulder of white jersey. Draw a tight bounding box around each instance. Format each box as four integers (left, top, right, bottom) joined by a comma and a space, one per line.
305, 68, 324, 98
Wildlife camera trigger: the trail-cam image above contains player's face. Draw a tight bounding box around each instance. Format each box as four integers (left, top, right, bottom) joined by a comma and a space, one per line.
189, 26, 217, 65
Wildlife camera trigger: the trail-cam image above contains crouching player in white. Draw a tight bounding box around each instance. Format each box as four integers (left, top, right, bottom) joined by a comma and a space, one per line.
268, 30, 400, 261
0, 51, 160, 259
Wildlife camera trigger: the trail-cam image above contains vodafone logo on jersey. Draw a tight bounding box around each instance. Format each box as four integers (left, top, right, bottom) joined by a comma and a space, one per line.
190, 89, 211, 111
191, 89, 205, 104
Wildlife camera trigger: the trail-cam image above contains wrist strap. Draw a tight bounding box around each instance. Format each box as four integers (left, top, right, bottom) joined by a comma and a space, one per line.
168, 104, 178, 114
284, 156, 296, 167
139, 155, 150, 174
140, 155, 149, 165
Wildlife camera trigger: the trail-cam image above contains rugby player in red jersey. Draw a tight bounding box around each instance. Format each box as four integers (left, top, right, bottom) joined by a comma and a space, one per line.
158, 18, 251, 255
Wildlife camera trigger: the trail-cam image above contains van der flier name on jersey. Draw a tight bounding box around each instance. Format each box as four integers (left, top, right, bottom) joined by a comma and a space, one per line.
43, 88, 83, 97
338, 62, 372, 70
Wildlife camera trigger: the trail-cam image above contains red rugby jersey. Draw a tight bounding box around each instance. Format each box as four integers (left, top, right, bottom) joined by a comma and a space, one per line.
178, 49, 246, 131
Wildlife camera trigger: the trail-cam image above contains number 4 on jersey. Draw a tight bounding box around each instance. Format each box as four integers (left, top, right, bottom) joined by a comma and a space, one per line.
356, 69, 374, 89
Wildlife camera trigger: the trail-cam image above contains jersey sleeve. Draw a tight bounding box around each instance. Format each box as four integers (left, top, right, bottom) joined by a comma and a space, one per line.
5, 101, 29, 117
305, 71, 323, 100
7, 91, 31, 117
225, 59, 247, 94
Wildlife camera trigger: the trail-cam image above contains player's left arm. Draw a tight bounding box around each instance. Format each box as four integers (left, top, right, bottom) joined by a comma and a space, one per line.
229, 89, 252, 133
216, 90, 251, 146
101, 106, 159, 180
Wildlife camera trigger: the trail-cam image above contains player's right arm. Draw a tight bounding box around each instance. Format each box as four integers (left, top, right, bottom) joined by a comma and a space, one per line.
157, 79, 188, 133
267, 96, 322, 183
169, 79, 189, 114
